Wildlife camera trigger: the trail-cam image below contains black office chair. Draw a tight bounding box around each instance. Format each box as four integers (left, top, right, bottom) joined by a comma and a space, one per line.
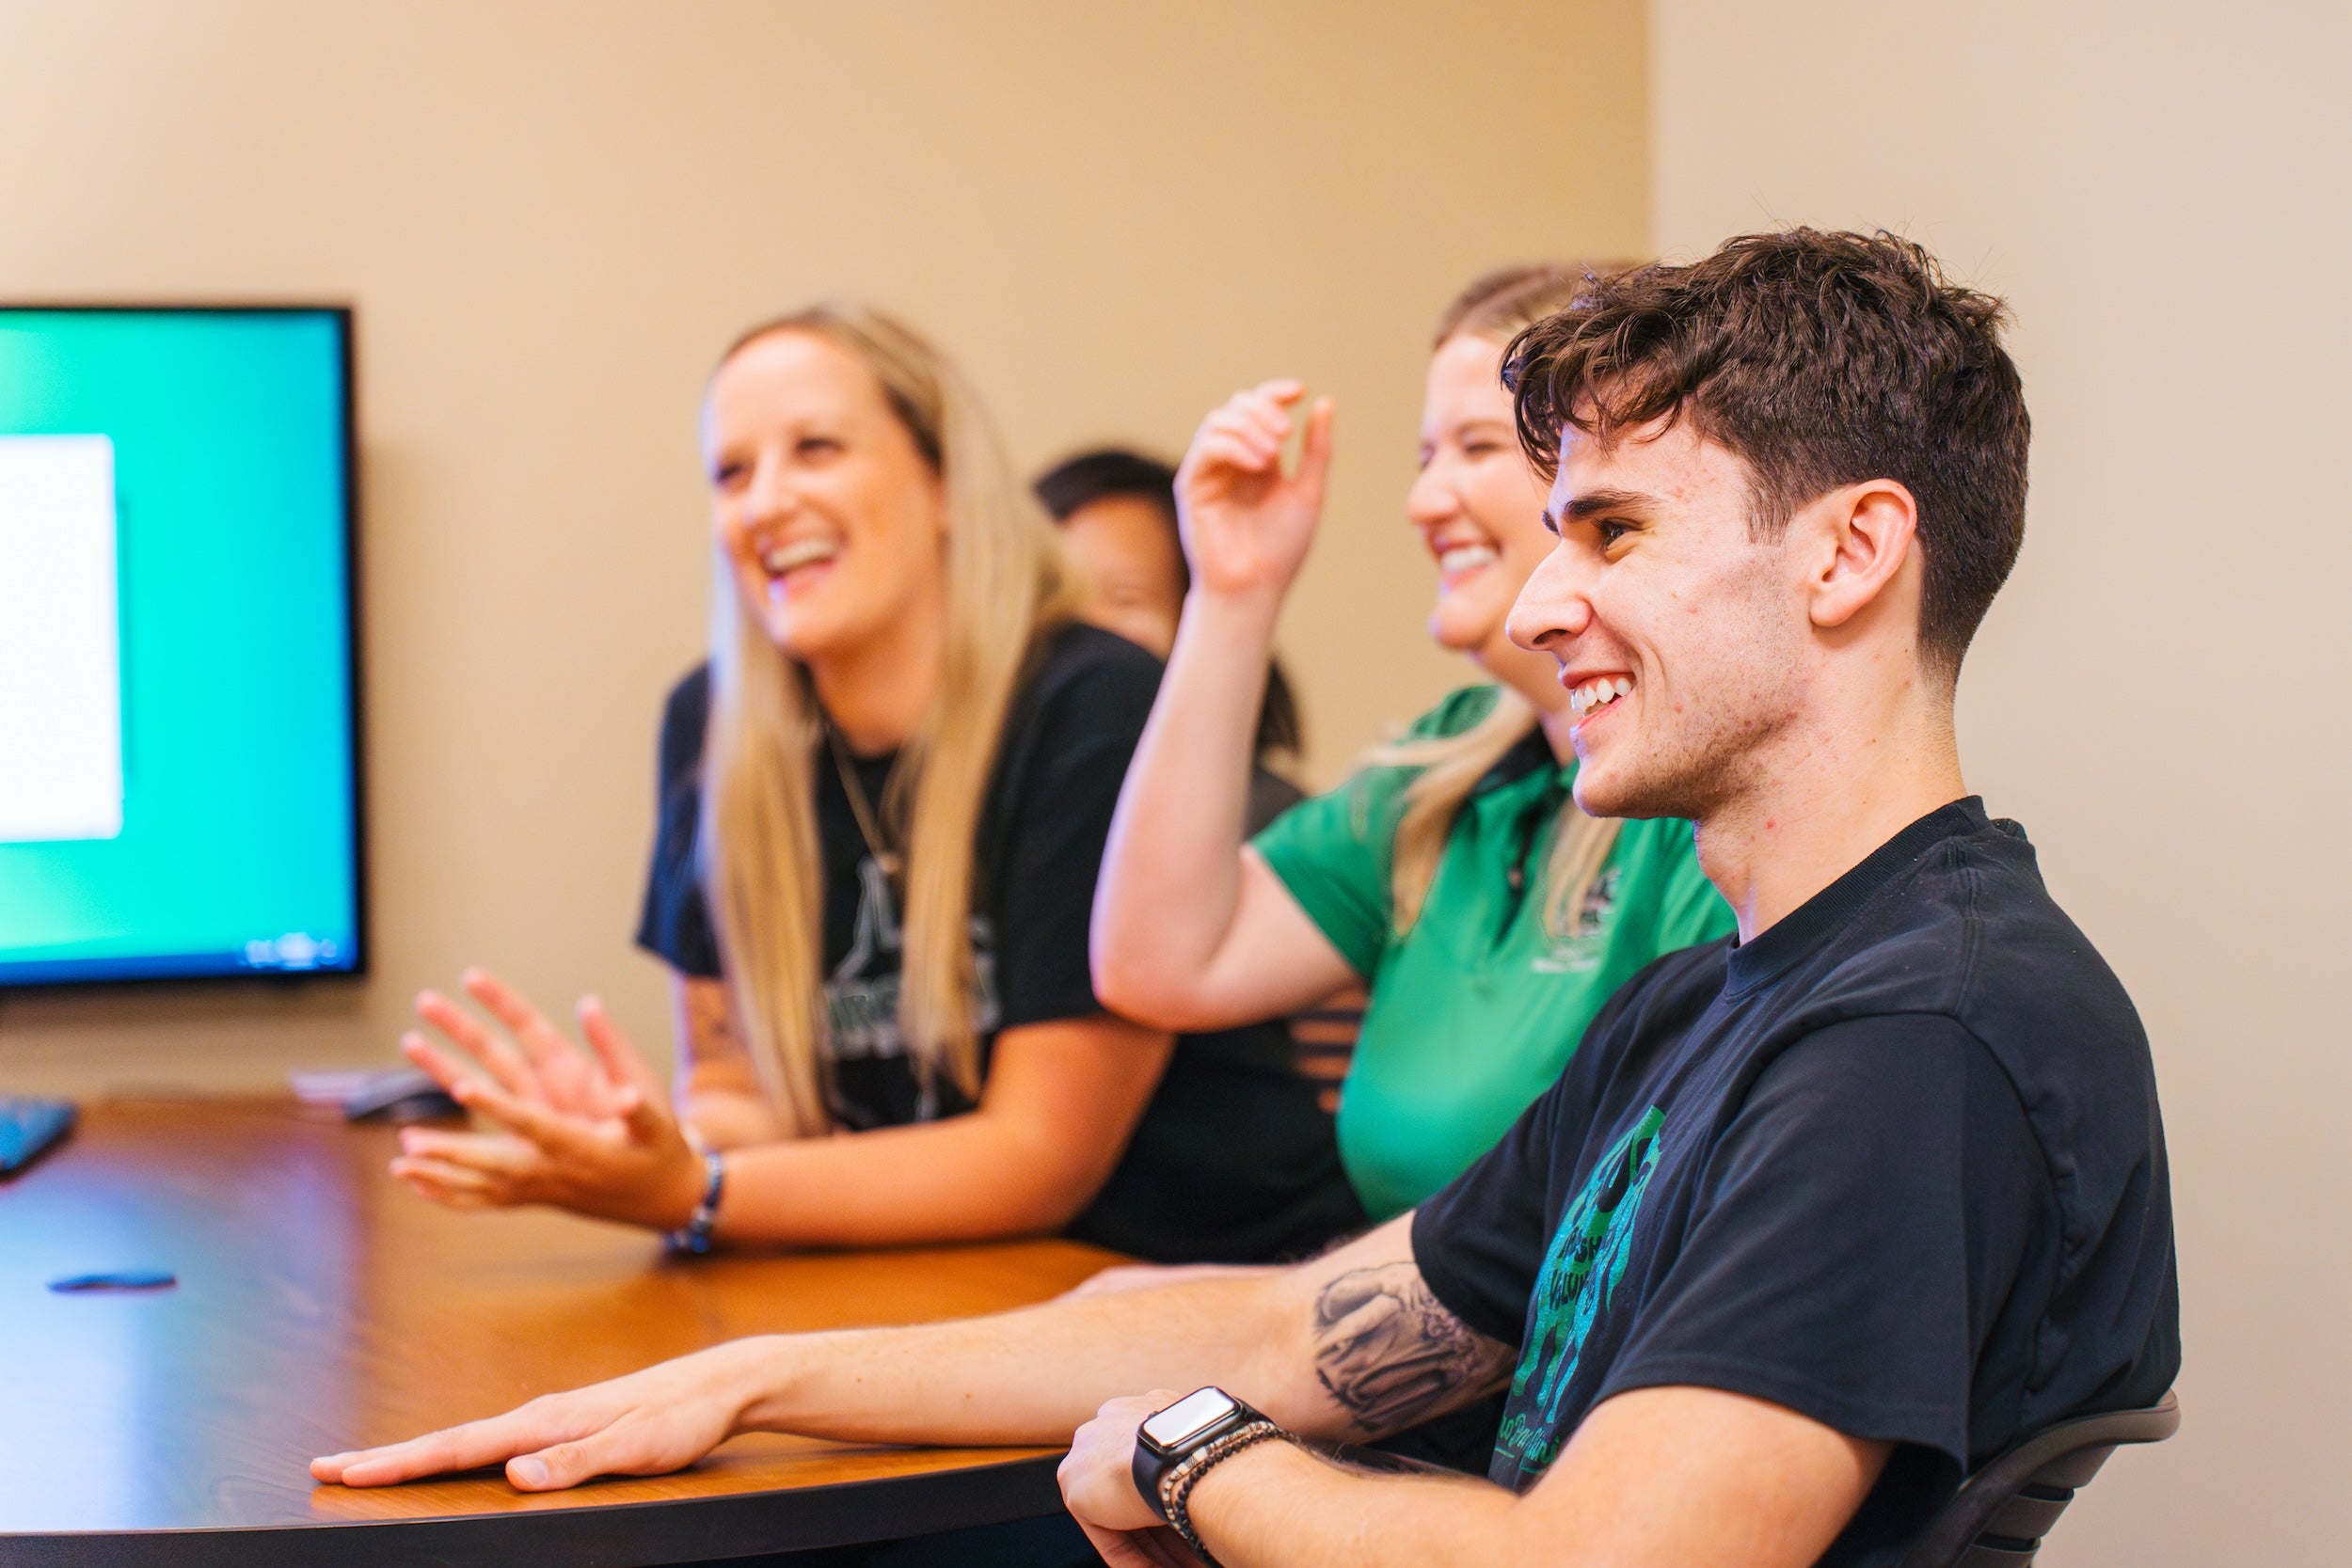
1899, 1391, 2179, 1568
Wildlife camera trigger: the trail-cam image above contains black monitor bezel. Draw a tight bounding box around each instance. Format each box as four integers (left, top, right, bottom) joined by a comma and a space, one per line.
0, 301, 368, 992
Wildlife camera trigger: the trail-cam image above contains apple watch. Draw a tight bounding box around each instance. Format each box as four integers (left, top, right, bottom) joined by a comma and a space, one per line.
1131, 1386, 1287, 1561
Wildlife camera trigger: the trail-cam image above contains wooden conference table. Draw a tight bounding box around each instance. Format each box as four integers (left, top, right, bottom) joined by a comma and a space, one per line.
0, 1096, 1122, 1566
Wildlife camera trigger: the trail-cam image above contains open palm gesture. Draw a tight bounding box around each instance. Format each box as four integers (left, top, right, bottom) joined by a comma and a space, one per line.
1174, 379, 1334, 604
389, 968, 705, 1231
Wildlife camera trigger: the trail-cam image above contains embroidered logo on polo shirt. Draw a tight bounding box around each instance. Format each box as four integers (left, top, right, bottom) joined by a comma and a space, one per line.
1492, 1103, 1665, 1481
1530, 866, 1621, 974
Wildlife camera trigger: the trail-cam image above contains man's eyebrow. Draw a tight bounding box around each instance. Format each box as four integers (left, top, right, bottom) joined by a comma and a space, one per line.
1562, 487, 1657, 522
1541, 486, 1657, 534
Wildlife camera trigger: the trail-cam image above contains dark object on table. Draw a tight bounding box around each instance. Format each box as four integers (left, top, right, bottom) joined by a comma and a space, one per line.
341, 1069, 463, 1124
0, 1095, 75, 1176
49, 1271, 178, 1293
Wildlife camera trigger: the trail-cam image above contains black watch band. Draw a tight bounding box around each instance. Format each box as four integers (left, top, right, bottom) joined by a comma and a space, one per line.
1130, 1387, 1275, 1522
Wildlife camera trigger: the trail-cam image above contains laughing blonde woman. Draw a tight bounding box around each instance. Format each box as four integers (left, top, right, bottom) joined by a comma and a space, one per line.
387, 305, 1360, 1264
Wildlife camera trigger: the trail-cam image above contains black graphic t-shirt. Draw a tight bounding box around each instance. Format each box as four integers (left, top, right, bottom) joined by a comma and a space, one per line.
637, 621, 1365, 1263
1411, 799, 2180, 1566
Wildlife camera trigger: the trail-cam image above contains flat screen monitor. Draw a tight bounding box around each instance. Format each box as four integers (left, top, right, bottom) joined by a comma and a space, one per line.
0, 306, 362, 986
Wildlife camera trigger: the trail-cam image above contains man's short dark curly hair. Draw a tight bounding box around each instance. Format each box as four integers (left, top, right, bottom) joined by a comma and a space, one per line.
1502, 229, 2030, 679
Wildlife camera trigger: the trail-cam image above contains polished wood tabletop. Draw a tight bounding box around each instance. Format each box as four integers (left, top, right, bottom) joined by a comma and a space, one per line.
0, 1095, 1122, 1566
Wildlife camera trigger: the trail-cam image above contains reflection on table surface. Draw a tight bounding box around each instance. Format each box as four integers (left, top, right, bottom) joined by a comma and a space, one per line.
0, 1096, 1118, 1554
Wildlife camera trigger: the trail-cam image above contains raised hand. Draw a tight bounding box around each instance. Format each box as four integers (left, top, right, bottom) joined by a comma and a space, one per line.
1173, 380, 1335, 605
390, 972, 705, 1231
311, 1339, 768, 1491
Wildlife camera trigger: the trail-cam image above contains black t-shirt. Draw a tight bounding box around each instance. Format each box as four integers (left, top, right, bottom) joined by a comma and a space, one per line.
1411, 799, 2180, 1567
637, 621, 1364, 1263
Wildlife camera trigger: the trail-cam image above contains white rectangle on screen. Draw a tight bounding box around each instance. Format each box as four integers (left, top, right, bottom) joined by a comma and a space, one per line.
0, 435, 124, 843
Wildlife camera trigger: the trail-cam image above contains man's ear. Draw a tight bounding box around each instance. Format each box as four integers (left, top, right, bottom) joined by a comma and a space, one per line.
1805, 481, 1919, 630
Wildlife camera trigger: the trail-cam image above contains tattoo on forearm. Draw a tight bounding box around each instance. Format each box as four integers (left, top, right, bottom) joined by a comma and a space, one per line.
1310, 1262, 1511, 1435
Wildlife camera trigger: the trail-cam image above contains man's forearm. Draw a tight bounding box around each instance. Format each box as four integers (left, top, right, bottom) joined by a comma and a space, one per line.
1170, 1386, 1893, 1568
738, 1213, 1504, 1450
734, 1270, 1316, 1448
1184, 1438, 1518, 1568
315, 1213, 1518, 1497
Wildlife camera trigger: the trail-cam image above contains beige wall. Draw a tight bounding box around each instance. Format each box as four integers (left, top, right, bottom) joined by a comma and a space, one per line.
1651, 2, 2350, 1562
0, 0, 1648, 1092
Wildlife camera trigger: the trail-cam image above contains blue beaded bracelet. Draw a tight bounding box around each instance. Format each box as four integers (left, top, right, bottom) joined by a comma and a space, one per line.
667, 1148, 727, 1255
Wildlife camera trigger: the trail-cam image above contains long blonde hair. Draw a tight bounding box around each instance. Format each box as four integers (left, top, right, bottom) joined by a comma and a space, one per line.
1378, 262, 1637, 939
700, 304, 1083, 1134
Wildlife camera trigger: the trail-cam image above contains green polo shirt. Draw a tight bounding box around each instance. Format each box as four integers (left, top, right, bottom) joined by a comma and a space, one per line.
1253, 685, 1734, 1219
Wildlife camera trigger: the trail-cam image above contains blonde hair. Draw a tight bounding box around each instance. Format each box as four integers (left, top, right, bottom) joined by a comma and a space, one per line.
1378, 262, 1639, 939
700, 304, 1083, 1134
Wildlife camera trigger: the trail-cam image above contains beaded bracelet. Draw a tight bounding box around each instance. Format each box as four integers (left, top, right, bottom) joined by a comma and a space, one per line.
1160, 1419, 1287, 1564
666, 1148, 727, 1255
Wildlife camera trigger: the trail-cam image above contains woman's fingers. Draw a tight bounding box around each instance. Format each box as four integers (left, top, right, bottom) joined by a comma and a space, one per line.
1199, 411, 1282, 470
579, 997, 664, 1099
390, 1162, 502, 1209
465, 969, 639, 1118
449, 1075, 602, 1156
1295, 396, 1336, 502
1245, 376, 1305, 410
402, 1031, 491, 1099
1190, 382, 1324, 491
390, 1141, 524, 1191
1230, 383, 1300, 441
411, 992, 548, 1109
398, 1126, 539, 1175
466, 969, 590, 1077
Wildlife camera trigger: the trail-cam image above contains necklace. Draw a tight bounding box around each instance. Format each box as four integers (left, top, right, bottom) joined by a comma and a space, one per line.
823, 722, 904, 882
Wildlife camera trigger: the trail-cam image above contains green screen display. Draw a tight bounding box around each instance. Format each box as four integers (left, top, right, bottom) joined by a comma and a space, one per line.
0, 309, 360, 985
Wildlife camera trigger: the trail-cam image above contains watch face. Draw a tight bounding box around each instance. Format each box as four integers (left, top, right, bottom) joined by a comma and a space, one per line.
1142, 1387, 1240, 1449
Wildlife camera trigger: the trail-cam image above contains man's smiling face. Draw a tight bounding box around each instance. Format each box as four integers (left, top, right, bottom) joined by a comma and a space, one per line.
1506, 416, 1807, 823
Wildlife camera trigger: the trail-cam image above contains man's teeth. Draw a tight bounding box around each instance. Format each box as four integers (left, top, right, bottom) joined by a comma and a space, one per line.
1437, 544, 1499, 576
1566, 676, 1633, 719
760, 538, 838, 574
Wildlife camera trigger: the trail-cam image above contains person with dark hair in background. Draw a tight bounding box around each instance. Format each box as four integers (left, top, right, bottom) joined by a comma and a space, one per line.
1044, 446, 1317, 822
319, 229, 2177, 1568
1036, 448, 1358, 1101
1036, 449, 1309, 839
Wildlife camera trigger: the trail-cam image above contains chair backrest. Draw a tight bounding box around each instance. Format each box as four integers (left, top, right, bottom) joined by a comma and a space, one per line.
1898, 1391, 2179, 1568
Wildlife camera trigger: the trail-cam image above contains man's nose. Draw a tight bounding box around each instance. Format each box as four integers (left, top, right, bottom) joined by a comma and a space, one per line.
1506, 544, 1593, 654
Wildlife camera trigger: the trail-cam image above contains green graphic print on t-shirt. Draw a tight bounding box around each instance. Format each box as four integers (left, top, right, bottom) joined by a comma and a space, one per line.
1491, 1104, 1667, 1484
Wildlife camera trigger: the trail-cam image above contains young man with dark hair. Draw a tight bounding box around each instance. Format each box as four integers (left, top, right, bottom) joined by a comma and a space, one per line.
314, 230, 2178, 1568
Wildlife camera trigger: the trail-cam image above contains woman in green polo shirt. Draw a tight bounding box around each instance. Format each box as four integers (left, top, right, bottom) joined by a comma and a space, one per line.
1091, 264, 1733, 1225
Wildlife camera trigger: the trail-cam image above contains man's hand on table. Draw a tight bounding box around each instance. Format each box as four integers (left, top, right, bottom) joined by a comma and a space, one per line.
310, 1350, 1217, 1568
1059, 1392, 1212, 1568
310, 1338, 768, 1490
